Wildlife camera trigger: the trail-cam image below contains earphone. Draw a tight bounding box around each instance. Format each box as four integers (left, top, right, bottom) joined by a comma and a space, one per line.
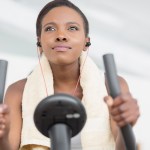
37, 41, 91, 47
37, 41, 42, 47
85, 42, 91, 47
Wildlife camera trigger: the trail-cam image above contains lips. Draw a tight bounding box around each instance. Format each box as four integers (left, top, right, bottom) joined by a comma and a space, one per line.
52, 45, 72, 51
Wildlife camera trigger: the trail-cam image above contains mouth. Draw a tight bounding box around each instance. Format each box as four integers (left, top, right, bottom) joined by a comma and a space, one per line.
52, 45, 72, 51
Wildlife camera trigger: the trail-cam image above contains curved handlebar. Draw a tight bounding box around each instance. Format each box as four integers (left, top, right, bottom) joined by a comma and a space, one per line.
0, 60, 8, 103
103, 54, 137, 150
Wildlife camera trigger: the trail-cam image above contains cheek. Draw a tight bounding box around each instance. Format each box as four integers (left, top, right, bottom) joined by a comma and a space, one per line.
72, 36, 86, 49
41, 35, 53, 47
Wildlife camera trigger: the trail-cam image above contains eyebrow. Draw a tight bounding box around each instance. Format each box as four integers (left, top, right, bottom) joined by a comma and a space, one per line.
43, 22, 56, 28
43, 21, 81, 28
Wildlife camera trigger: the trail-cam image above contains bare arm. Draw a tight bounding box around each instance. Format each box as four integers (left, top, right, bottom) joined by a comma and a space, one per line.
0, 79, 26, 150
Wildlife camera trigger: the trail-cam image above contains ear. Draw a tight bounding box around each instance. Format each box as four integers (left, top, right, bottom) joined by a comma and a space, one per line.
83, 37, 91, 51
37, 37, 43, 54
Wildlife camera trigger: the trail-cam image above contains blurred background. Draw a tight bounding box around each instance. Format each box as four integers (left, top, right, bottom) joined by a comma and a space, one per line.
0, 0, 150, 149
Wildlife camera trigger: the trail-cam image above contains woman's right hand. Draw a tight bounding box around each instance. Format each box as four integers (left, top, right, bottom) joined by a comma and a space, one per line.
0, 104, 10, 139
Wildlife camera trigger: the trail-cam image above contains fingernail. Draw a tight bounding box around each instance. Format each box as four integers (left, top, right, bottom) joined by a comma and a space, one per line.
0, 107, 2, 113
104, 97, 113, 106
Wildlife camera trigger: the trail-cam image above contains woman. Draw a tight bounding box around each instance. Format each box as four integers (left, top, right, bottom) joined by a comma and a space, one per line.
0, 0, 140, 150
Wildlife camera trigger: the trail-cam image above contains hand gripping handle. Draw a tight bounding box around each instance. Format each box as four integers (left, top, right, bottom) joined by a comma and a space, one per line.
103, 54, 136, 150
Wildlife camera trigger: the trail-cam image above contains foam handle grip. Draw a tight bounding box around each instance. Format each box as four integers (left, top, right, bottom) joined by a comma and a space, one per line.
0, 60, 8, 103
103, 54, 136, 150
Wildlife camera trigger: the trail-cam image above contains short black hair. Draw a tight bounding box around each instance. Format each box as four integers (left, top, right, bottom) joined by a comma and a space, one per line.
36, 0, 89, 37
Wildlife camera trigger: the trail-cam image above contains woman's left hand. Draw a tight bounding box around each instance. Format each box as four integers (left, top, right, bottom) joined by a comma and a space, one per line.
104, 93, 140, 127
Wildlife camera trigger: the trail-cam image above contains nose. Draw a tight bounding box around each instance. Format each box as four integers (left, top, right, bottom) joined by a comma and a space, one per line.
56, 37, 67, 42
55, 30, 68, 42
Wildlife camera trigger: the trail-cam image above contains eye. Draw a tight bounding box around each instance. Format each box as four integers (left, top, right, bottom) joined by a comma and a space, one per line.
68, 26, 79, 31
45, 26, 56, 32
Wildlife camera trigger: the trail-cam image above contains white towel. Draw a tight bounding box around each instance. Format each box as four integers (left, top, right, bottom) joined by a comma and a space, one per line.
20, 52, 115, 150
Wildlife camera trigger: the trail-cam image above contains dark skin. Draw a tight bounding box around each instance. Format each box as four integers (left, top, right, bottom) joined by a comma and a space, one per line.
0, 6, 140, 150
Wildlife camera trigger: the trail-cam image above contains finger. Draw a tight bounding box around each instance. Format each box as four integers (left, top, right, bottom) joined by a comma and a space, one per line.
111, 101, 131, 116
113, 109, 140, 127
0, 118, 6, 124
104, 96, 113, 107
114, 114, 130, 127
117, 120, 127, 127
0, 124, 6, 138
0, 130, 4, 138
0, 124, 5, 130
113, 110, 131, 122
111, 107, 124, 116
113, 93, 132, 107
117, 116, 136, 127
116, 98, 138, 114
0, 104, 9, 114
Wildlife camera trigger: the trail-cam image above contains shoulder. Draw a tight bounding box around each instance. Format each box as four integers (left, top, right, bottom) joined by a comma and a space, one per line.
6, 78, 27, 95
4, 78, 27, 104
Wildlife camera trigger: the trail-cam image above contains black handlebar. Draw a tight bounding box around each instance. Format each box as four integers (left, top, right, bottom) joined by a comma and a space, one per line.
103, 54, 137, 150
0, 60, 8, 103
34, 93, 87, 150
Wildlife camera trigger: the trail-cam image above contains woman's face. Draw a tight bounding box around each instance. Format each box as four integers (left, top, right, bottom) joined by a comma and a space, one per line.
39, 6, 89, 65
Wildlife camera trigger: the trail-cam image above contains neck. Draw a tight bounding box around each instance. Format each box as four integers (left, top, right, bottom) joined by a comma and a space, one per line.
49, 60, 83, 99
50, 61, 80, 87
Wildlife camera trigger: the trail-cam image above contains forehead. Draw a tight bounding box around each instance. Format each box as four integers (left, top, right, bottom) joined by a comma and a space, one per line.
42, 6, 84, 26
